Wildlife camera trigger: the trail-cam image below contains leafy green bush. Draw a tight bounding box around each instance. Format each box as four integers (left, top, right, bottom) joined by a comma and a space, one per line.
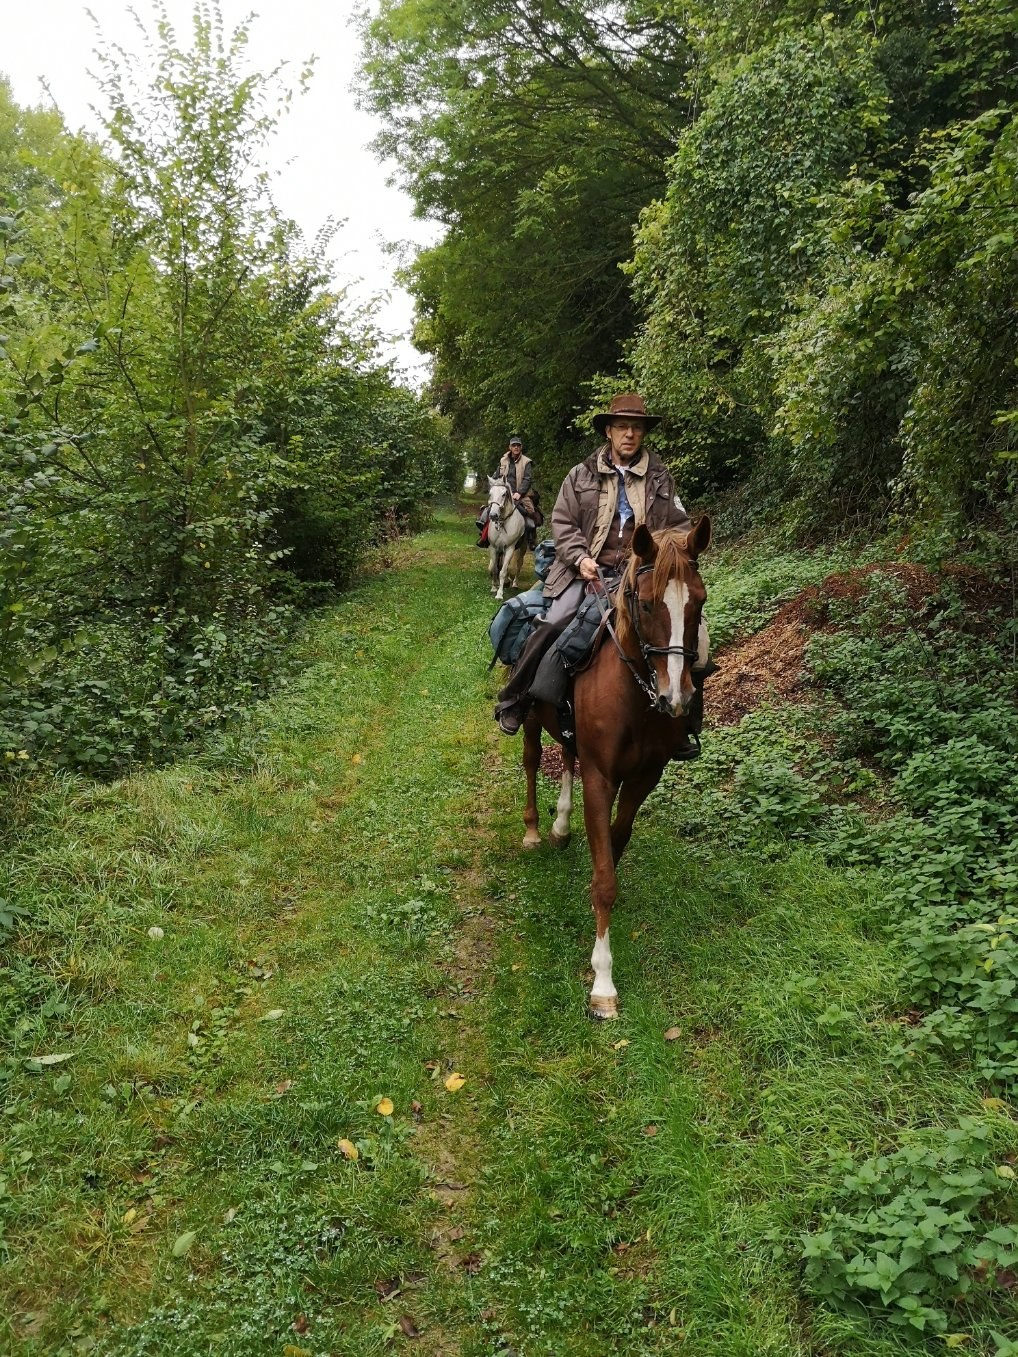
0, 13, 456, 779
803, 1119, 1018, 1336
807, 575, 1018, 1086
665, 561, 1017, 1089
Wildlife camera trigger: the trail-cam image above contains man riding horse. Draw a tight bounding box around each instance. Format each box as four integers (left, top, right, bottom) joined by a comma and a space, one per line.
477, 435, 540, 549
493, 393, 711, 755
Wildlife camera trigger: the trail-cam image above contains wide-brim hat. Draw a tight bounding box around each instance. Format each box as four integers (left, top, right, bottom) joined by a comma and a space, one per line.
592, 392, 662, 436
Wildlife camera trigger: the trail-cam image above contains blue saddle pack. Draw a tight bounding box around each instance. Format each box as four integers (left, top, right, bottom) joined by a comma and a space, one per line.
488, 586, 549, 669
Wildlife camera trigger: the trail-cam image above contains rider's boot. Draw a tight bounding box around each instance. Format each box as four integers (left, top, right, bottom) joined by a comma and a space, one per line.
671, 659, 718, 761
494, 621, 565, 735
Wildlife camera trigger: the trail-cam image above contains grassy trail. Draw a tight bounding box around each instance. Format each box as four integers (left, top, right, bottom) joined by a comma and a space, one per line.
3, 509, 979, 1356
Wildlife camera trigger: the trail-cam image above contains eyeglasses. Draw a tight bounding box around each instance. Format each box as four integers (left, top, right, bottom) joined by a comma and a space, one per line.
608, 421, 647, 432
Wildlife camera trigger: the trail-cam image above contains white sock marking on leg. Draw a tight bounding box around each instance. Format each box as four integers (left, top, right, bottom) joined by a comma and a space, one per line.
552, 768, 574, 838
591, 929, 616, 1000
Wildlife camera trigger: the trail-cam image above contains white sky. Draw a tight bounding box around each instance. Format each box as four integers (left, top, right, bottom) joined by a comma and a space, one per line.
3, 0, 438, 384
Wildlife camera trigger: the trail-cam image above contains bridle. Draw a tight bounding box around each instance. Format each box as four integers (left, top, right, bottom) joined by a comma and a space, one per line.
487, 481, 518, 525
595, 562, 700, 711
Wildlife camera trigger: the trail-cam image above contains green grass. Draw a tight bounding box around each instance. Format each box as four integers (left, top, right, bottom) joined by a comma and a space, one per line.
1, 510, 1013, 1356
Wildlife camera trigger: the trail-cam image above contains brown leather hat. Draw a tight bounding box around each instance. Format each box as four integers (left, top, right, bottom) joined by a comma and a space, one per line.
592, 392, 662, 435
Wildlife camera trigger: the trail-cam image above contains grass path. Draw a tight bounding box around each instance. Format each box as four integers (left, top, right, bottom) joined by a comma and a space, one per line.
2, 509, 987, 1356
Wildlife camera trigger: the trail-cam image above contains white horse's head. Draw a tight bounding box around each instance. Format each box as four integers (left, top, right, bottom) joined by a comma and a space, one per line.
486, 477, 513, 524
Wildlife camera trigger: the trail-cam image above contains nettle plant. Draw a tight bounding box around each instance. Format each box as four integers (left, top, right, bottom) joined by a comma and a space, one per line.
903, 908, 1018, 1086
802, 1119, 1018, 1338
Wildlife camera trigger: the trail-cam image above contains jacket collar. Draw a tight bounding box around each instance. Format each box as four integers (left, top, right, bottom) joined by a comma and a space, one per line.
595, 444, 650, 478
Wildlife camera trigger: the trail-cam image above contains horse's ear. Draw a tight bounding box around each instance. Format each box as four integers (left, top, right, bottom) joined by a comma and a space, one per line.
686, 514, 711, 559
487, 475, 498, 487
633, 523, 657, 561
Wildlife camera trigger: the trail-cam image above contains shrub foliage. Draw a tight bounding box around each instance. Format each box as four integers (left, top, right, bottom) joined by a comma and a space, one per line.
0, 12, 457, 775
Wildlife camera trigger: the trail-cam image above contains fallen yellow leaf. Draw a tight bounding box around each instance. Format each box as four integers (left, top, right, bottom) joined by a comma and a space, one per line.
337, 1138, 359, 1160
376, 1097, 394, 1117
996, 1164, 1016, 1180
122, 1207, 137, 1225
351, 753, 362, 765
612, 1039, 630, 1050
444, 1072, 466, 1092
663, 1026, 681, 1041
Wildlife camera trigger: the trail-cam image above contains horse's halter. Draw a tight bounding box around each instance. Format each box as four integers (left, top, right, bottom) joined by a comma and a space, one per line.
600, 562, 701, 713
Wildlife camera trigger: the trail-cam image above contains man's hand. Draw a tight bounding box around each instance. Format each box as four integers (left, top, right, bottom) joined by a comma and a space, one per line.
512, 492, 521, 501
578, 556, 599, 581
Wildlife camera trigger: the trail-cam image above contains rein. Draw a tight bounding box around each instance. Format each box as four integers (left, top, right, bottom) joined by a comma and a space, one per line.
594, 562, 699, 711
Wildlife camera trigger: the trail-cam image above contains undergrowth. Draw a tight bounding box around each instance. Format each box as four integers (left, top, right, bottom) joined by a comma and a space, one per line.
656, 562, 1018, 1349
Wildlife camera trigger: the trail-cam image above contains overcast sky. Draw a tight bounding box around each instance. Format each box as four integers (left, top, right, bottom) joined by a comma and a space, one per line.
2, 0, 437, 383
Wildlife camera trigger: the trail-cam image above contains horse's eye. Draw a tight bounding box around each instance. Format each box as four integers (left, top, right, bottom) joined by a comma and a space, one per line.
641, 601, 652, 615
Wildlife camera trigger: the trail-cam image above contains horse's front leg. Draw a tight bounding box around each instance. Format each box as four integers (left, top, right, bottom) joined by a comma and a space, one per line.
488, 544, 500, 596
495, 545, 513, 601
510, 539, 525, 588
522, 708, 543, 848
582, 767, 620, 1019
611, 768, 664, 866
548, 745, 575, 848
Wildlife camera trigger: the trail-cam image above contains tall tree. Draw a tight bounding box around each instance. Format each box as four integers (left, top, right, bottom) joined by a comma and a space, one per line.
359, 0, 693, 475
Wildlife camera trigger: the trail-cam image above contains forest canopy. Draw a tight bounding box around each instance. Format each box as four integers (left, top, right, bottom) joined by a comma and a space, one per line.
360, 0, 1018, 534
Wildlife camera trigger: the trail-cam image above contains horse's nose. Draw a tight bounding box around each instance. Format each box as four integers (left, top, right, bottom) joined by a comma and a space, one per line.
655, 693, 672, 715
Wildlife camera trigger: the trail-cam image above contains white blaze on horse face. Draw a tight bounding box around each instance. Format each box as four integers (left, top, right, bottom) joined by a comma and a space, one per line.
663, 579, 693, 710
591, 929, 616, 1001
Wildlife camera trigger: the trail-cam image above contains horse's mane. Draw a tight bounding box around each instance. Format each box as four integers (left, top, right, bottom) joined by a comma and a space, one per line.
613, 527, 694, 649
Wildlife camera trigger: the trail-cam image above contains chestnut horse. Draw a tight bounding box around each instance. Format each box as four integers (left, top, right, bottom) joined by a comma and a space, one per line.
520, 518, 711, 1018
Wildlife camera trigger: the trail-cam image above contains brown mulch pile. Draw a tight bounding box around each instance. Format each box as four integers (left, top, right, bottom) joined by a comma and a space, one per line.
708, 600, 816, 727
539, 745, 573, 782
709, 560, 1006, 728
533, 562, 1005, 774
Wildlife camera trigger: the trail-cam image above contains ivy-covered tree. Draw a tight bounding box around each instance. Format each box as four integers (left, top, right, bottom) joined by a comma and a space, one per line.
359, 0, 693, 477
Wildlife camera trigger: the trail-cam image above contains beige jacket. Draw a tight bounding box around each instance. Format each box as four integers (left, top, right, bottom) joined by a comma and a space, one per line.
497, 452, 532, 497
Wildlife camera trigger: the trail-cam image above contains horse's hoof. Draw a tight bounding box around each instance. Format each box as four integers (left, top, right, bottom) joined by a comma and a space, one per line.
548, 830, 571, 848
588, 995, 619, 1021
522, 830, 541, 849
